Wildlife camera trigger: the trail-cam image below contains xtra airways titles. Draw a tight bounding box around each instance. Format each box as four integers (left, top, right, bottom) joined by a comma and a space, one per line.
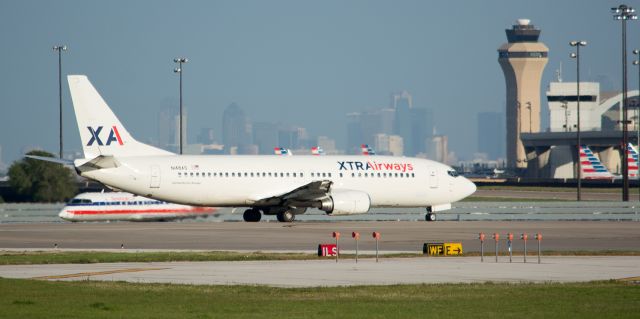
337, 161, 414, 172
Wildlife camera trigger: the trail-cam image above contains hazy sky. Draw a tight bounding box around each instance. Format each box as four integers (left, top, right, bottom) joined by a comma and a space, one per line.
0, 0, 635, 164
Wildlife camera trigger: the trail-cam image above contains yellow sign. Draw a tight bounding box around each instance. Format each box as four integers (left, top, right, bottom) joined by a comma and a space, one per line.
423, 242, 463, 256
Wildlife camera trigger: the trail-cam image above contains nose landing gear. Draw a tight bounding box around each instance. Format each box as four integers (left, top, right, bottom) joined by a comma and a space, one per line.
425, 207, 437, 222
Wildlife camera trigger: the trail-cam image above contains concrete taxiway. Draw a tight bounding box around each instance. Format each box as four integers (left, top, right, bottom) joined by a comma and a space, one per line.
0, 221, 639, 252
0, 256, 638, 287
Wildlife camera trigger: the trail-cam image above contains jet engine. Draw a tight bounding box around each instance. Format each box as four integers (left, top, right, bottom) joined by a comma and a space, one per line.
319, 189, 371, 215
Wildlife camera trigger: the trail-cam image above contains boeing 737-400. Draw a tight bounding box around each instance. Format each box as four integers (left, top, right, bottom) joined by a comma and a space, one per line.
29, 75, 476, 222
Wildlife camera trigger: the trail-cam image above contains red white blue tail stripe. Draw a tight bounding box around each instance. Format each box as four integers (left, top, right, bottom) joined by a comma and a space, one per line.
361, 144, 375, 155
274, 147, 292, 156
579, 145, 615, 180
311, 146, 324, 155
627, 143, 639, 179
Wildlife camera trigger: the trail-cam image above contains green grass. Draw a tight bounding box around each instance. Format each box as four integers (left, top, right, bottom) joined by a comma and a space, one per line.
0, 251, 316, 265
0, 278, 638, 318
462, 196, 568, 202
1, 250, 639, 265
476, 185, 639, 193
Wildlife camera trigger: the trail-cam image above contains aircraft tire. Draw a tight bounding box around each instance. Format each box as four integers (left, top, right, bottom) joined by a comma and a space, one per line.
243, 209, 261, 222
425, 213, 436, 222
277, 210, 295, 223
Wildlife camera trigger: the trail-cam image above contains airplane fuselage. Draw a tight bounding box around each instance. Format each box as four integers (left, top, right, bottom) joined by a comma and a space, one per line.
81, 155, 473, 209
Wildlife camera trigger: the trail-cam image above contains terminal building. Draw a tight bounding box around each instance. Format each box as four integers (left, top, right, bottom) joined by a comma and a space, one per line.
522, 83, 639, 178
497, 19, 640, 179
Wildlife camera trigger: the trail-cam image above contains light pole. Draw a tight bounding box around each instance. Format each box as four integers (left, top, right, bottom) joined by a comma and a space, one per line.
634, 49, 640, 200
570, 40, 587, 201
612, 4, 637, 201
53, 45, 67, 159
174, 57, 188, 155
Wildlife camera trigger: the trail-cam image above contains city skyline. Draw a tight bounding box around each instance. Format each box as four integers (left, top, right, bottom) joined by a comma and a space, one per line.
0, 0, 632, 164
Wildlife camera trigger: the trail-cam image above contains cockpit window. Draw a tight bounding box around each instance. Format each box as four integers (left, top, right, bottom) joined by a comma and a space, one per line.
67, 198, 92, 205
447, 170, 459, 177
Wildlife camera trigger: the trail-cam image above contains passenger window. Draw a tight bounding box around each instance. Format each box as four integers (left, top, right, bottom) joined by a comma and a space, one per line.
358, 172, 362, 177
280, 172, 284, 177
225, 172, 229, 177
300, 173, 304, 177
311, 173, 315, 177
364, 173, 368, 177
377, 173, 381, 177
322, 173, 326, 177
340, 173, 343, 177
178, 172, 181, 177
328, 173, 332, 177
351, 173, 355, 177
232, 172, 235, 177
208, 172, 211, 177
293, 172, 297, 177
190, 172, 194, 177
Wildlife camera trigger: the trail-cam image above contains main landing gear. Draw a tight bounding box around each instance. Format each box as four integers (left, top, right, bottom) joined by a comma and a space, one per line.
276, 210, 295, 223
243, 208, 261, 222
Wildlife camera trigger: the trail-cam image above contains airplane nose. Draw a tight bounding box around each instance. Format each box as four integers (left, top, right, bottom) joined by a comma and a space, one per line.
58, 210, 70, 220
462, 178, 477, 198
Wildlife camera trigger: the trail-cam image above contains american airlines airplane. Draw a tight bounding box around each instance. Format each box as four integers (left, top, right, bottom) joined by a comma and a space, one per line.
60, 192, 217, 222
29, 75, 476, 222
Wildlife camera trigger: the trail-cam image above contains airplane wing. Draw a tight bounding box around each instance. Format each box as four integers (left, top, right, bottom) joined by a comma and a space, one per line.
248, 180, 332, 207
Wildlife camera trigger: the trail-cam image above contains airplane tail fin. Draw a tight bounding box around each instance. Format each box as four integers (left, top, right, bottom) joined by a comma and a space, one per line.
311, 146, 324, 155
579, 145, 615, 179
68, 75, 174, 159
627, 143, 639, 179
361, 144, 375, 155
274, 147, 292, 156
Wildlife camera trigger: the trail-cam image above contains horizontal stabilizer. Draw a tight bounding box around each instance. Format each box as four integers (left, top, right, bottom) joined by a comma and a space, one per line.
25, 155, 74, 166
74, 155, 120, 172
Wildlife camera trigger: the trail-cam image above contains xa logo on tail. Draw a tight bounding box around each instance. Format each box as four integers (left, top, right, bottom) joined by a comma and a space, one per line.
87, 126, 123, 146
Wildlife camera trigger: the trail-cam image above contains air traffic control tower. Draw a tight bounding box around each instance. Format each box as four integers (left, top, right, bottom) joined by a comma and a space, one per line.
498, 19, 548, 170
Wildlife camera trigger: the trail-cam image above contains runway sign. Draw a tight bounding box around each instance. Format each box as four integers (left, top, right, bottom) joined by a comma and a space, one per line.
318, 244, 338, 257
423, 242, 463, 256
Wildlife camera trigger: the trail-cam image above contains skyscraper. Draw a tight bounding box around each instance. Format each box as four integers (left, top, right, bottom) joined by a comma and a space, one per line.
174, 112, 187, 149
410, 107, 433, 156
498, 19, 548, 169
222, 103, 251, 153
393, 91, 413, 155
477, 112, 506, 160
157, 104, 176, 151
252, 122, 279, 154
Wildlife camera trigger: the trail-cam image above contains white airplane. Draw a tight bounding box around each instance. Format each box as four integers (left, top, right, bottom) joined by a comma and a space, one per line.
60, 191, 217, 222
29, 75, 476, 222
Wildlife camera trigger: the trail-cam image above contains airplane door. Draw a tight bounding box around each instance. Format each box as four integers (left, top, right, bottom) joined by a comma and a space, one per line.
428, 168, 438, 189
150, 166, 161, 188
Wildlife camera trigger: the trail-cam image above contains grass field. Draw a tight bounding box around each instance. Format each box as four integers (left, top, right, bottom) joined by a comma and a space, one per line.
1, 278, 638, 318
476, 185, 639, 193
2, 250, 639, 265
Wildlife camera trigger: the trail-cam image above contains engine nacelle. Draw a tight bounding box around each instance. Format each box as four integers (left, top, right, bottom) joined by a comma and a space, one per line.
320, 190, 371, 215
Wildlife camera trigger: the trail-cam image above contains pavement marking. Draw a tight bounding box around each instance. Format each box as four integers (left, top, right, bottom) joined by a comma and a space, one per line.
31, 267, 169, 280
